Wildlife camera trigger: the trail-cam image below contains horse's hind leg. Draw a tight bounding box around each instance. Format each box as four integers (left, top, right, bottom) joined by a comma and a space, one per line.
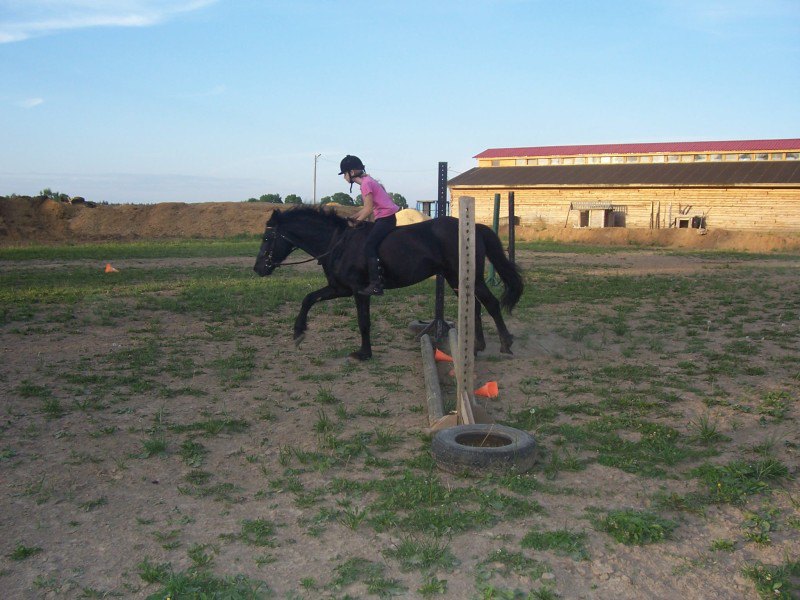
444, 272, 487, 353
475, 280, 514, 354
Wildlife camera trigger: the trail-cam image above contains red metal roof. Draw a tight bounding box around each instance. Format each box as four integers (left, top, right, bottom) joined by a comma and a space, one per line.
474, 139, 800, 159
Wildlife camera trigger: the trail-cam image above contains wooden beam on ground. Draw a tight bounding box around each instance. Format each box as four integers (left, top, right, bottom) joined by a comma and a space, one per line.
420, 334, 444, 426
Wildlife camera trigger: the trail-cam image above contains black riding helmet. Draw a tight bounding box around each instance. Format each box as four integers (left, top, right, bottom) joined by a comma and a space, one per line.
338, 155, 365, 175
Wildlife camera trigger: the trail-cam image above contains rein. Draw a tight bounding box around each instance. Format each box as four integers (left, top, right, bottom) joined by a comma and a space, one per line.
265, 227, 346, 268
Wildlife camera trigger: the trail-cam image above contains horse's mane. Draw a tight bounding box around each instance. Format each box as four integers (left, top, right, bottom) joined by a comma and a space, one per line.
269, 205, 350, 229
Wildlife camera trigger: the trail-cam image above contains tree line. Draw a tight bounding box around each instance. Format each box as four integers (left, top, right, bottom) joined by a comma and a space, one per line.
246, 192, 408, 209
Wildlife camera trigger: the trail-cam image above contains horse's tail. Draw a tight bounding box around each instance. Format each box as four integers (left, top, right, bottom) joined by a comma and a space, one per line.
478, 224, 524, 312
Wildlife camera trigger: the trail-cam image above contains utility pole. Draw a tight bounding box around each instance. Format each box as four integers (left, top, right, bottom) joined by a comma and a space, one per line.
313, 153, 321, 204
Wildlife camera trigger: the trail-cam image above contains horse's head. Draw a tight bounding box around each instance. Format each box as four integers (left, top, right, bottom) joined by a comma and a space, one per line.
253, 211, 296, 276
253, 206, 349, 276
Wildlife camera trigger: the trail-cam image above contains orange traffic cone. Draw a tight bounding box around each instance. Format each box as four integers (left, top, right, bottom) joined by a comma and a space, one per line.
104, 263, 118, 273
474, 381, 499, 398
434, 349, 453, 363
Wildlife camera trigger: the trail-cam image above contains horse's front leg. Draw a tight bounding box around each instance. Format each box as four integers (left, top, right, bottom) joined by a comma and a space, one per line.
349, 293, 372, 361
475, 280, 514, 354
294, 286, 351, 345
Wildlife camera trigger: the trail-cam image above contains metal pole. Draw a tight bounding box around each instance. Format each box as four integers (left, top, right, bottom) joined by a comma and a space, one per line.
417, 162, 451, 346
313, 153, 321, 204
508, 191, 516, 264
434, 162, 448, 342
487, 193, 501, 285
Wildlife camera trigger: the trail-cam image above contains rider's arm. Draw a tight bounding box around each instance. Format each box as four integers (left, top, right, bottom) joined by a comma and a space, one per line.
352, 193, 374, 222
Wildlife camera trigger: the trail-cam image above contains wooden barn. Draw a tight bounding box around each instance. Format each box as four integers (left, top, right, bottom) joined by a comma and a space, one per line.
447, 139, 800, 231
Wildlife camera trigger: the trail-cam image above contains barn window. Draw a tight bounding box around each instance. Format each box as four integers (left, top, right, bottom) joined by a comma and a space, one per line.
579, 211, 589, 227
589, 156, 602, 164
612, 156, 624, 163
574, 157, 586, 164
739, 153, 753, 161
756, 153, 769, 161
626, 156, 639, 163
652, 155, 665, 163
770, 153, 783, 160
787, 153, 799, 160
516, 159, 527, 166
668, 155, 680, 162
694, 154, 707, 161
551, 157, 562, 165
711, 154, 723, 161
563, 157, 574, 165
538, 158, 550, 166
491, 160, 500, 166
600, 156, 611, 164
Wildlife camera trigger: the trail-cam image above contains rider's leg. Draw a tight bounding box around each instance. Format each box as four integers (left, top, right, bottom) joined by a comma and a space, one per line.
359, 215, 396, 296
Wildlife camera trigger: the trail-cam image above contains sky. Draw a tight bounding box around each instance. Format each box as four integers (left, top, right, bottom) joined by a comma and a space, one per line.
1, 0, 799, 206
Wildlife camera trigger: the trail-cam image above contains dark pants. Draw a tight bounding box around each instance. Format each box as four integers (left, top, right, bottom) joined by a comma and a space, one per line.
364, 214, 396, 261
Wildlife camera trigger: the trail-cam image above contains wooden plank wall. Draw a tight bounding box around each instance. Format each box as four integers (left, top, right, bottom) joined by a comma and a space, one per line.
448, 187, 800, 231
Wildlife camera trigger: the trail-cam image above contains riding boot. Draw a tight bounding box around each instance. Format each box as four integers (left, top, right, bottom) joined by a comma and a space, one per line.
359, 257, 384, 296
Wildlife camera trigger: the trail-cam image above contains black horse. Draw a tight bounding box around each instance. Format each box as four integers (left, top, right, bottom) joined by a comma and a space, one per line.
253, 206, 523, 360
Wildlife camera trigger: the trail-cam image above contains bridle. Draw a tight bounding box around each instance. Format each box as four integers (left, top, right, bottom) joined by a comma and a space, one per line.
261, 226, 346, 269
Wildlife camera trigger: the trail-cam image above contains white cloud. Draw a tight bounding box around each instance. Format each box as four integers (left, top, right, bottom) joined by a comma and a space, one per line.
0, 1, 218, 43
17, 97, 44, 108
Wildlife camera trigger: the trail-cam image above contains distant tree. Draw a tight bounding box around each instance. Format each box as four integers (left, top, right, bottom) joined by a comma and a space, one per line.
39, 188, 70, 202
246, 197, 259, 203
259, 193, 282, 203
390, 193, 408, 209
355, 194, 364, 206
284, 194, 303, 205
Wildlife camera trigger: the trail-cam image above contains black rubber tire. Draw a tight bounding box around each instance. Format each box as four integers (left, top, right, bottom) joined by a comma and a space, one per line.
431, 424, 537, 475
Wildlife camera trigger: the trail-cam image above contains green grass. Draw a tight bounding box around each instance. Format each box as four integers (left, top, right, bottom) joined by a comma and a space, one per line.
742, 560, 800, 600
8, 543, 43, 560
383, 535, 459, 573
521, 528, 590, 560
0, 236, 260, 261
238, 519, 277, 547
593, 508, 677, 545
330, 557, 406, 595
691, 458, 789, 505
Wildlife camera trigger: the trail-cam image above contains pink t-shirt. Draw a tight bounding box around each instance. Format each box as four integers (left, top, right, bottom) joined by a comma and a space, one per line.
360, 175, 399, 219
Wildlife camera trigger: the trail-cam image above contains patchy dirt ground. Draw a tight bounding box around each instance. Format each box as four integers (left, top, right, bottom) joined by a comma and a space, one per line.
0, 243, 798, 599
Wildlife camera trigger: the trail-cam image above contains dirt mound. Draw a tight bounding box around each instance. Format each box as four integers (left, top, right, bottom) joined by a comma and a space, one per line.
0, 197, 358, 245
1, 196, 798, 251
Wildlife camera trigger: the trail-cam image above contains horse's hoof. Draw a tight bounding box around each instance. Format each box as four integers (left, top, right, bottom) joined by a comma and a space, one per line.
348, 350, 372, 361
293, 332, 305, 346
